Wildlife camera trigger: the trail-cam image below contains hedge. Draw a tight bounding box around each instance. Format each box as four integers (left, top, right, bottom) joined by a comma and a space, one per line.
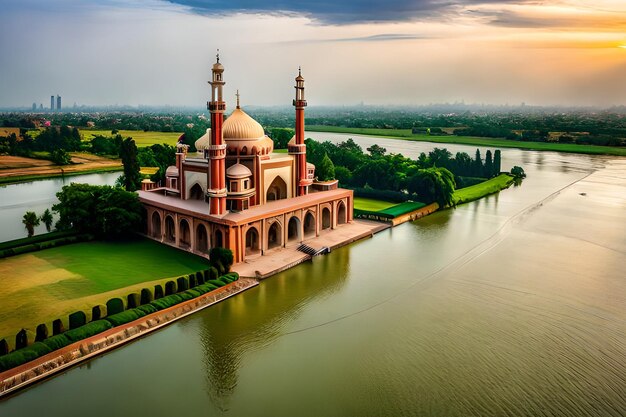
150, 294, 184, 311
0, 233, 95, 259
127, 293, 140, 309
196, 271, 204, 285
189, 274, 197, 289
165, 281, 177, 295
136, 304, 157, 315
0, 342, 52, 372
64, 320, 113, 343
105, 310, 146, 327
35, 324, 49, 342
154, 284, 164, 300
53, 319, 65, 335
42, 334, 71, 351
176, 276, 189, 292
106, 298, 125, 315
140, 288, 154, 305
69, 311, 87, 330
92, 305, 107, 321
0, 339, 8, 356
208, 267, 219, 281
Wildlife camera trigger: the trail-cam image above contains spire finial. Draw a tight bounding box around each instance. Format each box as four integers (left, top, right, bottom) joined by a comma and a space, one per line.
236, 90, 240, 109
298, 66, 301, 76
216, 48, 220, 63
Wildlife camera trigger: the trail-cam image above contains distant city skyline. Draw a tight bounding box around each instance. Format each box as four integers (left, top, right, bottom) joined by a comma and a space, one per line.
1, 0, 625, 108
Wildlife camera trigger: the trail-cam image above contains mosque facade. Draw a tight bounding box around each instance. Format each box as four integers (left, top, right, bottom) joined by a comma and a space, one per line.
138, 55, 354, 264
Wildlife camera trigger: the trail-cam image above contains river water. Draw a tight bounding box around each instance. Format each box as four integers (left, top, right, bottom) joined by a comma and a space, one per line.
0, 173, 120, 242
1, 134, 624, 416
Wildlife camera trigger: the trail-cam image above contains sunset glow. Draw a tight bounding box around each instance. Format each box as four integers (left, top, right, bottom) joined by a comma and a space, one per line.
1, 0, 625, 107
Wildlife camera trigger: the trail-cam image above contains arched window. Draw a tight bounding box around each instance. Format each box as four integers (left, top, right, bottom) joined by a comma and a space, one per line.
151, 211, 162, 239
165, 216, 175, 242
196, 224, 208, 253
214, 229, 223, 248
245, 227, 260, 256
268, 222, 282, 250
304, 211, 316, 238
321, 207, 331, 230
179, 219, 191, 248
337, 201, 347, 225
287, 216, 301, 243
189, 183, 204, 200
266, 176, 287, 201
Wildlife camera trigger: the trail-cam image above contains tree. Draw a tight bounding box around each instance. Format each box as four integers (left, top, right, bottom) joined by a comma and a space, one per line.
473, 149, 484, 177
485, 150, 494, 178
53, 183, 142, 238
209, 247, 233, 273
510, 166, 526, 178
367, 144, 386, 158
493, 150, 502, 174
120, 138, 141, 191
51, 148, 71, 165
40, 209, 54, 232
316, 153, 335, 181
22, 211, 40, 237
407, 167, 456, 207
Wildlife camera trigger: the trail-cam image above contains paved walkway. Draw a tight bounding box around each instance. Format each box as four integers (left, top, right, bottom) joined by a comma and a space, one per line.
232, 220, 388, 279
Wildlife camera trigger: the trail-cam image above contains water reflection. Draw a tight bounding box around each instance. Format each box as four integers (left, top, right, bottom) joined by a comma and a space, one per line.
194, 249, 351, 409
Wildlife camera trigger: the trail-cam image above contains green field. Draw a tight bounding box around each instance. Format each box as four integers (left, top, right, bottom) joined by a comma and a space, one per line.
307, 125, 626, 157
453, 174, 515, 205
353, 197, 396, 211
0, 239, 209, 343
80, 129, 183, 147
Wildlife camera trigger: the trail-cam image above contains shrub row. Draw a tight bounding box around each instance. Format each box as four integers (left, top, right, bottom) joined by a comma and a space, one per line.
0, 270, 240, 372
0, 234, 94, 259
0, 230, 77, 252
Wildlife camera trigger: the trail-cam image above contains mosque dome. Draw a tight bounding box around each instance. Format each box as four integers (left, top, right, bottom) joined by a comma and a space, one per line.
195, 128, 211, 153
226, 163, 252, 179
223, 103, 273, 156
223, 108, 265, 140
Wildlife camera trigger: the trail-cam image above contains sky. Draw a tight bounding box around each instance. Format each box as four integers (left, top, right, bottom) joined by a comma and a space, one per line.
1, 0, 625, 108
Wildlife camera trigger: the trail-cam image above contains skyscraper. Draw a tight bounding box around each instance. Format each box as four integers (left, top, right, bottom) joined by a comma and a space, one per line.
56, 95, 61, 111
50, 96, 55, 111
32, 103, 37, 111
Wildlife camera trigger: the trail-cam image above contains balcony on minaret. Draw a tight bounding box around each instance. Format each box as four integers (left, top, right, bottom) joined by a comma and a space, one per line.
208, 102, 226, 112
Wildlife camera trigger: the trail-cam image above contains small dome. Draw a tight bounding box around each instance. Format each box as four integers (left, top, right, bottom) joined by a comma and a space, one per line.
223, 108, 265, 140
165, 166, 178, 177
195, 128, 211, 153
226, 163, 252, 178
307, 162, 315, 169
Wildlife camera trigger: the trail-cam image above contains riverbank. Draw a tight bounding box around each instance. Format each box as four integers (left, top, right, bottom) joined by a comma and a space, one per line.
0, 154, 122, 185
0, 278, 258, 398
307, 126, 626, 156
452, 174, 515, 205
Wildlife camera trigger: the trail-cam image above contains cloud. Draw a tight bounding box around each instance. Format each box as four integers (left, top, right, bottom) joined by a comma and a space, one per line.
164, 0, 531, 24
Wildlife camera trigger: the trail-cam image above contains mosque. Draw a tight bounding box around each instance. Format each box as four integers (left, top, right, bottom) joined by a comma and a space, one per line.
138, 55, 354, 264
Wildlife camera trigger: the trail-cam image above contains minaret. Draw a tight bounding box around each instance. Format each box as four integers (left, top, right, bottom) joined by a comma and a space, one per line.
207, 51, 227, 215
291, 67, 312, 196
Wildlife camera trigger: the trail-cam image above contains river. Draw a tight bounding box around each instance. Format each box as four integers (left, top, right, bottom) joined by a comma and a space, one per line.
0, 173, 121, 242
0, 135, 624, 416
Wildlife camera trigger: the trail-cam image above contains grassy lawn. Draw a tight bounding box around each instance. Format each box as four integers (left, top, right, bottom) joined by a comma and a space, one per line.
353, 197, 396, 211
0, 239, 209, 342
80, 129, 183, 147
453, 174, 515, 205
306, 125, 626, 157
380, 201, 426, 217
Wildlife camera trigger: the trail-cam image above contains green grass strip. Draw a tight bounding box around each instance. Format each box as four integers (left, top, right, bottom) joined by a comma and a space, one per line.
452, 174, 515, 205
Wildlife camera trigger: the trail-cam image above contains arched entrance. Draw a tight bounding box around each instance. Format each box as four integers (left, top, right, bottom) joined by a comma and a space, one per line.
189, 183, 204, 200
165, 215, 175, 242
151, 211, 161, 239
304, 211, 316, 238
245, 227, 260, 256
196, 224, 208, 253
337, 201, 347, 225
266, 176, 287, 201
214, 229, 223, 248
287, 216, 301, 244
179, 219, 191, 248
267, 222, 282, 250
321, 207, 331, 230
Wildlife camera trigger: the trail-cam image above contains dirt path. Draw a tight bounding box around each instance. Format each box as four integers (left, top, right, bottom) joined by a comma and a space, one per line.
0, 153, 122, 181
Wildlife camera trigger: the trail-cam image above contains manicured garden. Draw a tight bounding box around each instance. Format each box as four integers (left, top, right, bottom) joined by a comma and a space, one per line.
353, 197, 396, 212
307, 125, 626, 156
80, 129, 182, 147
0, 239, 209, 343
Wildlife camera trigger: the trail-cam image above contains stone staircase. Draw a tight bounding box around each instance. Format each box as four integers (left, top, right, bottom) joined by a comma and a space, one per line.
297, 244, 330, 257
